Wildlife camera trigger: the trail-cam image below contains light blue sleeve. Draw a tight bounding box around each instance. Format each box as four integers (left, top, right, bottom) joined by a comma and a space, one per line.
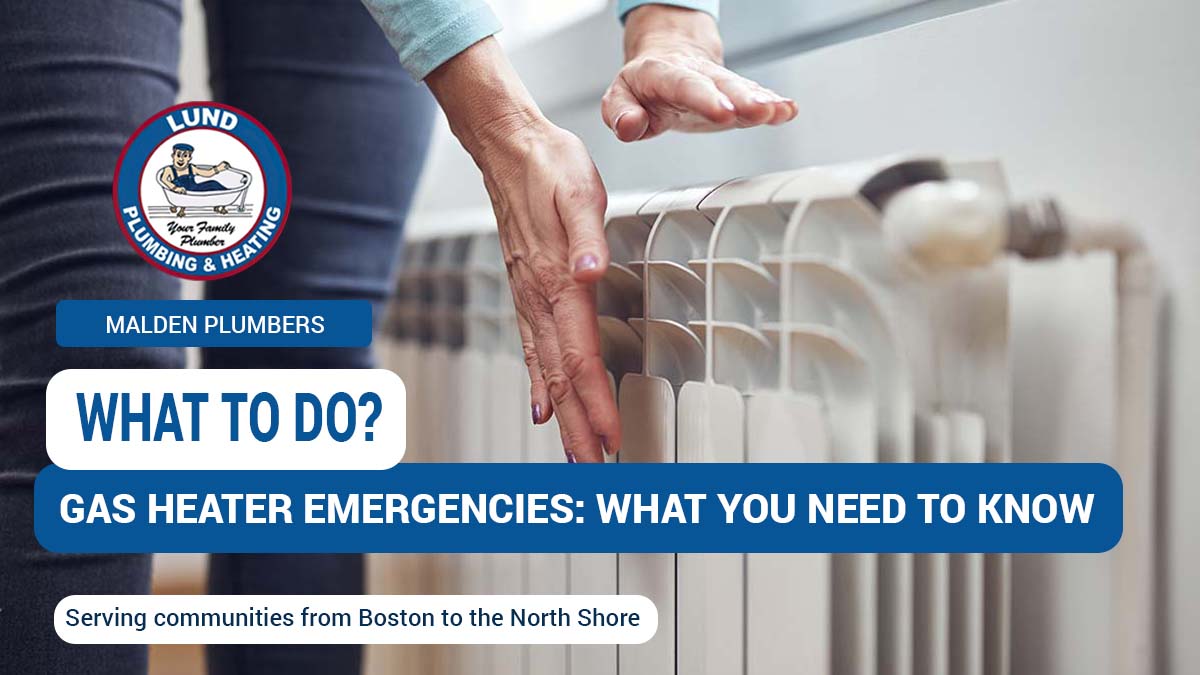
617, 0, 719, 22
360, 0, 503, 80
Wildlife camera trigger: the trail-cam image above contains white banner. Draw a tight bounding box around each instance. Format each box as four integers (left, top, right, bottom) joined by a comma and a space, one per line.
55, 595, 657, 645
46, 369, 405, 470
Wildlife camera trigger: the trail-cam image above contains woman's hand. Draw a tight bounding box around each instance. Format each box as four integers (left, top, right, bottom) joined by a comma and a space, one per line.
603, 5, 797, 141
479, 121, 619, 465
428, 38, 619, 463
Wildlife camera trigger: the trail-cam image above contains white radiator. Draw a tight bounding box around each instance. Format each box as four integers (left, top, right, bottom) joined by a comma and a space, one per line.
367, 156, 1157, 675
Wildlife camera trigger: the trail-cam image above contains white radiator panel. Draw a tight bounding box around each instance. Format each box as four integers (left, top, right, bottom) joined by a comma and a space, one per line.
913, 413, 951, 675
616, 375, 677, 675
567, 553, 618, 675
527, 414, 570, 675
1009, 256, 1118, 675
746, 392, 831, 675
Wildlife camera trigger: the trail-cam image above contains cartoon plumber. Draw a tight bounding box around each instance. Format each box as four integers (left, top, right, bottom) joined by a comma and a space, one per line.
156, 142, 233, 216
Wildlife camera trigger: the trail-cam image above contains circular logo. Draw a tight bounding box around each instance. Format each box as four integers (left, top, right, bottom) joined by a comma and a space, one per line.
113, 102, 290, 279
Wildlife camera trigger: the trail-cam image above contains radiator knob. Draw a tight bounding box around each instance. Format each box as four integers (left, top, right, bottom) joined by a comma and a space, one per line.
881, 179, 1008, 268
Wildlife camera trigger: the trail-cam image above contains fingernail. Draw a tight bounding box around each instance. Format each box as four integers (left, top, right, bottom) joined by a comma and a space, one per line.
752, 93, 774, 105
718, 95, 736, 112
565, 450, 577, 464
613, 110, 630, 132
532, 403, 542, 424
601, 435, 615, 455
574, 254, 600, 274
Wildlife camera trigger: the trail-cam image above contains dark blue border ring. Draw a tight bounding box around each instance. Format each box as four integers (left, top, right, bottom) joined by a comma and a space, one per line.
112, 102, 291, 280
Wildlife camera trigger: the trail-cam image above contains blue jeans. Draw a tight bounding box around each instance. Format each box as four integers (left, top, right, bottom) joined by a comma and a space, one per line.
0, 0, 434, 672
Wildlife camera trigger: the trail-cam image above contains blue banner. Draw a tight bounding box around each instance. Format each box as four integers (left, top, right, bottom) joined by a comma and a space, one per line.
56, 300, 372, 347
34, 463, 1121, 554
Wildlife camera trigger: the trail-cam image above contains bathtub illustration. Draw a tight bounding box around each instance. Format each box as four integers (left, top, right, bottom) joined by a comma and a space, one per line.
160, 167, 253, 214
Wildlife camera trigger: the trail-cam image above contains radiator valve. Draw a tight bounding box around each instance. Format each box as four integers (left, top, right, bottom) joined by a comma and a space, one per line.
880, 179, 1077, 267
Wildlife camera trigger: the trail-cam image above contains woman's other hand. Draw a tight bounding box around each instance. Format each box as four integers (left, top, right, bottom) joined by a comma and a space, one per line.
427, 38, 618, 464
603, 4, 797, 142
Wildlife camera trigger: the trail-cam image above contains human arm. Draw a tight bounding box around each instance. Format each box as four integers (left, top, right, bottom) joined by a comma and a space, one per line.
158, 167, 185, 193
360, 0, 796, 463
192, 162, 230, 178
